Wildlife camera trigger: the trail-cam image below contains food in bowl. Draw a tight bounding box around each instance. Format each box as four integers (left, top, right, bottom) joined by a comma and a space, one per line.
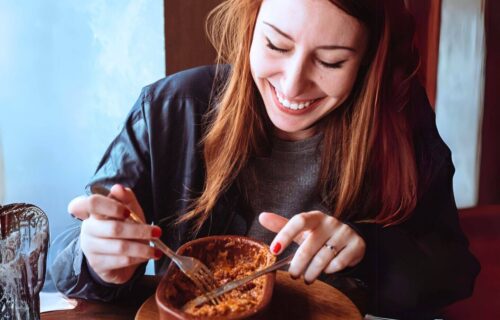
156, 236, 276, 319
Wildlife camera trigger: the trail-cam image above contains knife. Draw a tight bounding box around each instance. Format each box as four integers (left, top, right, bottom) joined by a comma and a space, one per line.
182, 254, 293, 310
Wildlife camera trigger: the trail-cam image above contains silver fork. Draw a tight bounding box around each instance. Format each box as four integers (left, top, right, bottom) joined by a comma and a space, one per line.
89, 184, 222, 305
183, 254, 293, 310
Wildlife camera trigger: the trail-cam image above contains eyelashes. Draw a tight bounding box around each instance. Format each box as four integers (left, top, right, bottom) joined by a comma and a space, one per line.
265, 37, 346, 69
265, 37, 288, 53
318, 60, 346, 69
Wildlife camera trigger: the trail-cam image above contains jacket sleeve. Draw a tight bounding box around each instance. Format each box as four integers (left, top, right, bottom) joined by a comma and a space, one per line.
351, 153, 480, 318
50, 88, 152, 301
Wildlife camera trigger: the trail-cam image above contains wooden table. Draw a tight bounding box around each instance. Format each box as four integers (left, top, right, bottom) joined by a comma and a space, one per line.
42, 272, 362, 320
41, 276, 159, 320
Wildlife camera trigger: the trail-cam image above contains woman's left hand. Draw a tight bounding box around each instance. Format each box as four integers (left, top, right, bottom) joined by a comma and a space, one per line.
259, 211, 366, 284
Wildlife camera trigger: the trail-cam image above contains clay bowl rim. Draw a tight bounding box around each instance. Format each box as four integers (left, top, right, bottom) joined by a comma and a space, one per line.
155, 235, 277, 320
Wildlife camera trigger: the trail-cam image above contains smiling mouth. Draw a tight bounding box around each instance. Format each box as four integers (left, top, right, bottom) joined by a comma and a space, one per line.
270, 83, 322, 114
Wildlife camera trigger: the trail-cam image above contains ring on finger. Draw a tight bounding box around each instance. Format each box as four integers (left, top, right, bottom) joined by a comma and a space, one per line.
324, 243, 338, 256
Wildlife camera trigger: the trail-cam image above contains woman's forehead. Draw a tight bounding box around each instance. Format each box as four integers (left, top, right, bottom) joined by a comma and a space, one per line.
257, 0, 367, 50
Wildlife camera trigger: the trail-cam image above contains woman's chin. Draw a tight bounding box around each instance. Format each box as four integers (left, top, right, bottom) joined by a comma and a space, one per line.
272, 124, 318, 141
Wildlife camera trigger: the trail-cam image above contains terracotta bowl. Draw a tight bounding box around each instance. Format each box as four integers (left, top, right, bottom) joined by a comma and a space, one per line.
155, 235, 277, 320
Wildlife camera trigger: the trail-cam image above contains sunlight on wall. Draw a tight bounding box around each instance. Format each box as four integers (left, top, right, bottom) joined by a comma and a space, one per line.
436, 0, 485, 208
0, 0, 164, 238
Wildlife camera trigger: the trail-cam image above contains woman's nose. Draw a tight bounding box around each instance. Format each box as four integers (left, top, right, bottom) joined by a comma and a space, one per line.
280, 55, 311, 99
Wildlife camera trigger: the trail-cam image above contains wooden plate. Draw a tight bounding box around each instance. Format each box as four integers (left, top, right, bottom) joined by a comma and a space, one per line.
136, 271, 362, 320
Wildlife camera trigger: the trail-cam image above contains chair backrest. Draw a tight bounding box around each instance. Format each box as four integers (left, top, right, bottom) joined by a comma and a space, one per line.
0, 203, 49, 320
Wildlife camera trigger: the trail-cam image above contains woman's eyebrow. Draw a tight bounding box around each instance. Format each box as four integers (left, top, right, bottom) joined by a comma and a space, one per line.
263, 21, 294, 41
262, 21, 356, 52
317, 44, 356, 52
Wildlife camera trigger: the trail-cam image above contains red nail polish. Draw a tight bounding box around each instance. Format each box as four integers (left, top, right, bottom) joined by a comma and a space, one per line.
154, 249, 163, 259
123, 209, 131, 218
151, 227, 162, 238
273, 242, 281, 254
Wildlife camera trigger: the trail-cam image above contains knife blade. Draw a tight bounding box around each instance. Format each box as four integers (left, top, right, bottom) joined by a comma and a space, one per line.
182, 254, 293, 310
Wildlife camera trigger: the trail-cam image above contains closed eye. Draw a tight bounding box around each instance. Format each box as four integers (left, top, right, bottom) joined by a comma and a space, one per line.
266, 37, 288, 53
319, 60, 347, 69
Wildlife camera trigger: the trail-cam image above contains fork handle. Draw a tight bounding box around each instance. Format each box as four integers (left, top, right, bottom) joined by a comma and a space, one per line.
151, 238, 177, 260
127, 212, 179, 261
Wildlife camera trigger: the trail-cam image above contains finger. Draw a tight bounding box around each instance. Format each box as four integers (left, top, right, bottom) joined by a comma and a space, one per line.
270, 211, 323, 255
259, 212, 288, 233
109, 184, 146, 222
303, 242, 342, 283
68, 196, 91, 220
288, 225, 333, 279
301, 224, 348, 280
85, 194, 131, 220
324, 240, 364, 274
86, 254, 148, 273
260, 212, 308, 246
82, 237, 160, 260
82, 217, 162, 240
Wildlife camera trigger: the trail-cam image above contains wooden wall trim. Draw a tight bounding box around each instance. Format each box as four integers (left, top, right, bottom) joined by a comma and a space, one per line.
406, 0, 442, 108
164, 0, 222, 75
424, 0, 441, 107
478, 0, 500, 205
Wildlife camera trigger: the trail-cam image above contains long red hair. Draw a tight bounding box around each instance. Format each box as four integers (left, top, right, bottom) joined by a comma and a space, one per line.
180, 0, 420, 232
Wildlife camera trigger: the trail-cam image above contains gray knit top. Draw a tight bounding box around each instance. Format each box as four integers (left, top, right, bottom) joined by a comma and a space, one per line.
243, 133, 328, 255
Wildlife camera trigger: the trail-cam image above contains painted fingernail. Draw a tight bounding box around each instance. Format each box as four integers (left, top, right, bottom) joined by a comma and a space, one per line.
154, 249, 163, 259
272, 242, 281, 254
151, 227, 162, 238
123, 209, 131, 218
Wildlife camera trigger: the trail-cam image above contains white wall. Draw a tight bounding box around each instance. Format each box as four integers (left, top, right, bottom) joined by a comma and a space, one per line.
0, 0, 165, 239
435, 0, 485, 208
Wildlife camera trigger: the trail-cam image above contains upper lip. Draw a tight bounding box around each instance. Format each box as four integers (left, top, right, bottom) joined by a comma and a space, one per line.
270, 82, 319, 103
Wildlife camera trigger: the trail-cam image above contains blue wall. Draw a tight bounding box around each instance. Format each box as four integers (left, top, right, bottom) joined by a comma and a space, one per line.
0, 0, 165, 240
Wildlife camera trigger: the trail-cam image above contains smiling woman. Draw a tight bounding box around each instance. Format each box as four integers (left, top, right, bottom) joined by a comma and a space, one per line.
51, 0, 479, 318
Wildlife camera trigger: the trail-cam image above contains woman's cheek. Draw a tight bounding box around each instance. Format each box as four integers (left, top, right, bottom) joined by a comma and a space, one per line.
250, 47, 279, 79
321, 68, 359, 99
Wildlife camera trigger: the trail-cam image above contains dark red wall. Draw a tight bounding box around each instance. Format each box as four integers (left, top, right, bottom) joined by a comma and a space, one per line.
478, 0, 500, 205
163, 0, 222, 75
406, 0, 441, 108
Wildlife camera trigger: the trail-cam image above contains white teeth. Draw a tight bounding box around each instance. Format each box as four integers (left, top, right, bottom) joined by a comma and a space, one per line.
275, 88, 315, 110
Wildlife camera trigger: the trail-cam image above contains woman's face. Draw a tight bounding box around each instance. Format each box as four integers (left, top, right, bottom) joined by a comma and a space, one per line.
250, 0, 368, 141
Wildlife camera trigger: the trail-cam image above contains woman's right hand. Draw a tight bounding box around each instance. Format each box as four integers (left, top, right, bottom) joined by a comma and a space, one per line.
68, 184, 162, 284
